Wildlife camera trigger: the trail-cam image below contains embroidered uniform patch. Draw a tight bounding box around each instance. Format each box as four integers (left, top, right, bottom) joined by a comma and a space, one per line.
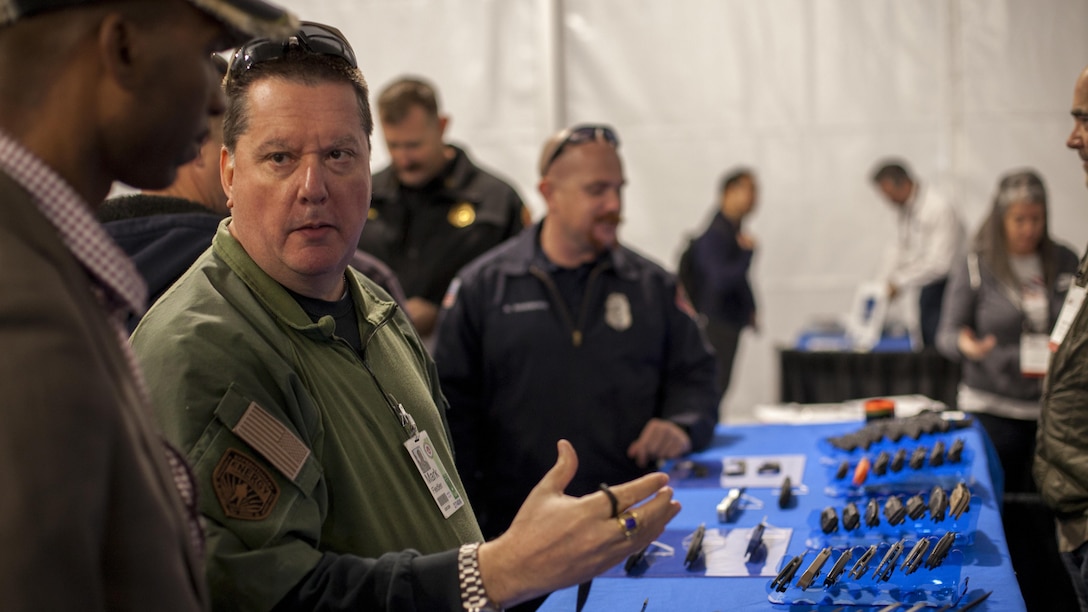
213, 449, 279, 521
233, 402, 310, 481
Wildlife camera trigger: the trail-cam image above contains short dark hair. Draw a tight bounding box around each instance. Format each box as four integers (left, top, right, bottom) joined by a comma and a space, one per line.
222, 46, 372, 153
377, 76, 440, 125
719, 168, 754, 194
871, 160, 913, 185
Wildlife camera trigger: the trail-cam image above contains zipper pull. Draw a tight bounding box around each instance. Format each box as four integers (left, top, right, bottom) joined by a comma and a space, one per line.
572, 330, 582, 347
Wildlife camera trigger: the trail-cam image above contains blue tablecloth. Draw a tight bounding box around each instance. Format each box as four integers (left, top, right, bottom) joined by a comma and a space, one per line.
795, 331, 914, 353
541, 420, 1024, 611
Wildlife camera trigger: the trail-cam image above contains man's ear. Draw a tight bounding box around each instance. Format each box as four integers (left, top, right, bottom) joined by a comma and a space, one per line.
97, 12, 145, 90
220, 146, 234, 209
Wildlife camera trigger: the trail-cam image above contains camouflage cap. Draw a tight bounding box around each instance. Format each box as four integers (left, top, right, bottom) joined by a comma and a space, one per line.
0, 0, 299, 42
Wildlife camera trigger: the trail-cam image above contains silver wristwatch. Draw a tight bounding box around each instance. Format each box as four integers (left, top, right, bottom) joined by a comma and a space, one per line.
458, 542, 502, 612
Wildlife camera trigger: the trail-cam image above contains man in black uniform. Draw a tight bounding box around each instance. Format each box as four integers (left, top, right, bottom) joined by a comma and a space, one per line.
359, 76, 527, 340
434, 124, 718, 542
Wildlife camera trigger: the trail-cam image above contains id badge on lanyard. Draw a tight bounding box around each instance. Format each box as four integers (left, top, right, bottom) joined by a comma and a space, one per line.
1021, 333, 1050, 377
1050, 284, 1088, 352
404, 430, 465, 519
385, 391, 465, 519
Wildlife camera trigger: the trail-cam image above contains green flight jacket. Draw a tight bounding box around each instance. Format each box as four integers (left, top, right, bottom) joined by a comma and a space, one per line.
1036, 251, 1088, 550
132, 219, 482, 610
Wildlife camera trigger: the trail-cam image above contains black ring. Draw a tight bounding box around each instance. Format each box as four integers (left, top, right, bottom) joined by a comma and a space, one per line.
599, 483, 619, 518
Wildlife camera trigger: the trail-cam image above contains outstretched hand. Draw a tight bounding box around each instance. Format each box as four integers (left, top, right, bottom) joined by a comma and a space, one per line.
477, 440, 681, 607
958, 327, 997, 361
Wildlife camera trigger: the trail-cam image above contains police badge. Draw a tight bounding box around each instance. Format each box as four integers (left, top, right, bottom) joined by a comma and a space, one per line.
604, 292, 632, 331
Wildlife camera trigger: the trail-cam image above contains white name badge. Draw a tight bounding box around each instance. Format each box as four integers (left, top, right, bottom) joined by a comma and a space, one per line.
1050, 285, 1088, 351
1021, 333, 1051, 378
404, 430, 464, 519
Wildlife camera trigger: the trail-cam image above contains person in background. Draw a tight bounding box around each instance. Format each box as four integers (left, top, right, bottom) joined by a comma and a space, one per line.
0, 0, 297, 609
434, 123, 718, 550
132, 24, 679, 611
359, 76, 527, 342
937, 169, 1078, 493
680, 168, 758, 402
1035, 64, 1088, 611
872, 159, 965, 348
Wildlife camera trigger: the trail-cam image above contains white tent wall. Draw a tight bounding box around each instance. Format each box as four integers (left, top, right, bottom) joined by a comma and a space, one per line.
278, 0, 1088, 423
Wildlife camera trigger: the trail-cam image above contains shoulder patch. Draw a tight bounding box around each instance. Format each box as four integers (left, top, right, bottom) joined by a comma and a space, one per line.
213, 449, 280, 521
442, 278, 462, 310
233, 402, 310, 481
675, 284, 698, 319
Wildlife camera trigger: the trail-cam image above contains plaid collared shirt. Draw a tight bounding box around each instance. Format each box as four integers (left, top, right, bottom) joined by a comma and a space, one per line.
0, 129, 204, 556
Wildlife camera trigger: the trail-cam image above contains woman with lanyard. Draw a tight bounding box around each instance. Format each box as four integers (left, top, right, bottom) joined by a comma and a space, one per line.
937, 169, 1079, 493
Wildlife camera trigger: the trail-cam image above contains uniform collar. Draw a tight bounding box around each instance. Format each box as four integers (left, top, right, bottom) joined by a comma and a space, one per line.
372, 144, 484, 204
497, 220, 639, 281
211, 218, 396, 340
712, 211, 740, 234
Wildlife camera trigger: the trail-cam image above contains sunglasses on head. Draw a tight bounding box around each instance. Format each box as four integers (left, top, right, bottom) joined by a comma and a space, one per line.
228, 21, 357, 82
540, 124, 620, 175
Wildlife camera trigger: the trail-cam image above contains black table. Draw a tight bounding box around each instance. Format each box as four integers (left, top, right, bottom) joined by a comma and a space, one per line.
779, 347, 961, 407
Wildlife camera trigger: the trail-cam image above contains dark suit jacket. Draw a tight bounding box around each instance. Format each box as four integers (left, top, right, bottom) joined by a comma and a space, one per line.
0, 173, 206, 610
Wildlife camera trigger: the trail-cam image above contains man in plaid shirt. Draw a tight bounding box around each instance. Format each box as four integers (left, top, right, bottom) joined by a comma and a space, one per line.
0, 0, 296, 609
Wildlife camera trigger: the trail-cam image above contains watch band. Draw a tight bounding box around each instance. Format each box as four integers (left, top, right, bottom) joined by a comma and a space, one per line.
459, 542, 502, 612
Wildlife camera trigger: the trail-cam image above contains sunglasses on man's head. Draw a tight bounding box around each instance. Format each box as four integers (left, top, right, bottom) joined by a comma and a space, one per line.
540, 124, 620, 175
228, 21, 357, 82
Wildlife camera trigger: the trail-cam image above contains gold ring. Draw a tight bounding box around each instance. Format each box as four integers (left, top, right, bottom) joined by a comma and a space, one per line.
617, 511, 639, 538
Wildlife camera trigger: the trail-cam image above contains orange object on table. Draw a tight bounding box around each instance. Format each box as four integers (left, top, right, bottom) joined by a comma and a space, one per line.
852, 456, 871, 486
864, 398, 895, 421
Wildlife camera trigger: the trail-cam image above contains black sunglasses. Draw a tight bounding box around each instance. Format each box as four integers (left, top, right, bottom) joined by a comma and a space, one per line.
228, 21, 357, 82
540, 124, 620, 175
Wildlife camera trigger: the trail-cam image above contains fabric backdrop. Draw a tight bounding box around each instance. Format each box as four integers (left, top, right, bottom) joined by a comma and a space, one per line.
264, 0, 1088, 422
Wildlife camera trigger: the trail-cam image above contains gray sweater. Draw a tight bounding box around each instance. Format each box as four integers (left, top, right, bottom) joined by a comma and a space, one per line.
937, 244, 1079, 404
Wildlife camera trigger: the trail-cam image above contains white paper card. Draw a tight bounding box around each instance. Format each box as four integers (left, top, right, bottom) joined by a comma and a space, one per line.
1021, 333, 1051, 377
704, 526, 792, 577
720, 454, 806, 489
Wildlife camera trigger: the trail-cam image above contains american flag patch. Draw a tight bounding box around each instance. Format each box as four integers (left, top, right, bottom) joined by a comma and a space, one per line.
232, 403, 311, 482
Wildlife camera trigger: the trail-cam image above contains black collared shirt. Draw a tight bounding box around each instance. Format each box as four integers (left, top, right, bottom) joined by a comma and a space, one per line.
360, 144, 525, 304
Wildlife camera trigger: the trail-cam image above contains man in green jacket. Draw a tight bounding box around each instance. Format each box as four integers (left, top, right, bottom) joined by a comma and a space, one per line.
1035, 64, 1088, 609
131, 21, 679, 611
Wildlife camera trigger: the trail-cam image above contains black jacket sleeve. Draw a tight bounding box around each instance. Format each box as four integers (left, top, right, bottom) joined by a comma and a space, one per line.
272, 549, 461, 611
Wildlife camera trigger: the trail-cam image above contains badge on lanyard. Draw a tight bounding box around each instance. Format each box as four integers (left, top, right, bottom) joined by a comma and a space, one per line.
1021, 333, 1051, 377
1050, 285, 1087, 352
404, 430, 464, 518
